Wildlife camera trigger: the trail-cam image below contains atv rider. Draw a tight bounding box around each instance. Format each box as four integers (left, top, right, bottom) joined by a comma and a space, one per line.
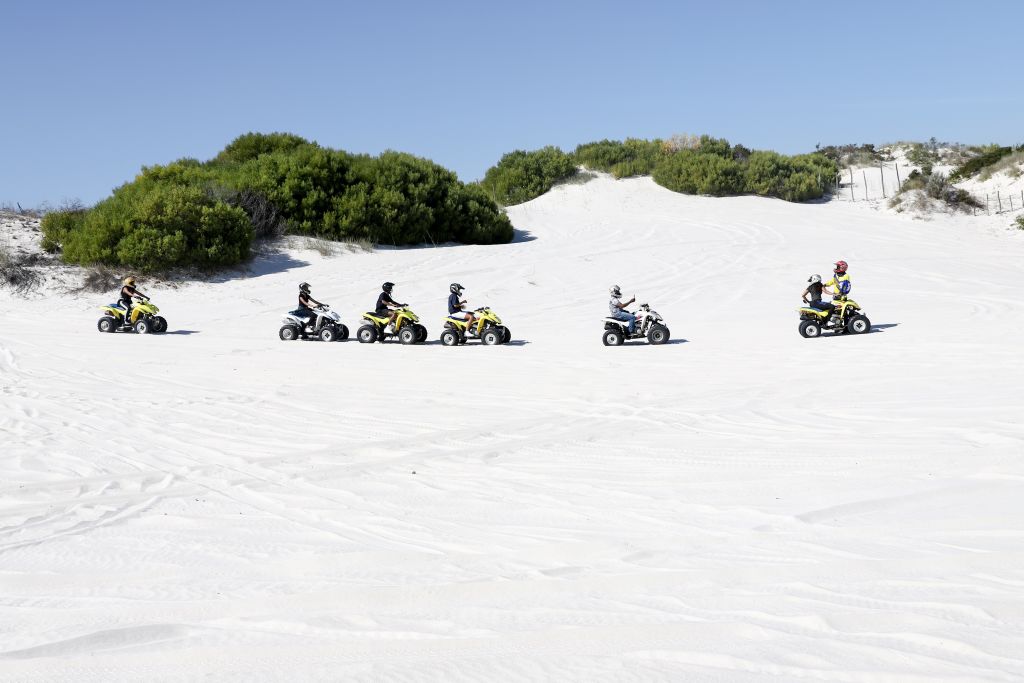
824, 261, 852, 303
447, 283, 475, 334
608, 285, 637, 335
119, 276, 148, 327
296, 282, 324, 338
376, 282, 406, 331
802, 274, 831, 313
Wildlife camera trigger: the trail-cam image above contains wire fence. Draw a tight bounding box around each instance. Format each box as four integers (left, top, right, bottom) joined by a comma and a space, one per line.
830, 164, 1024, 215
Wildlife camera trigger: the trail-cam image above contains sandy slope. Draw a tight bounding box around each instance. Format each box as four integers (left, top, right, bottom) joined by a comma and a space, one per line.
2, 176, 1023, 681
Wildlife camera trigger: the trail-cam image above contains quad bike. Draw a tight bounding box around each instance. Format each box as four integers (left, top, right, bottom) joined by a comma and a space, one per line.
356, 307, 428, 344
602, 303, 670, 346
279, 304, 349, 342
440, 307, 512, 346
602, 305, 667, 348
97, 297, 167, 334
798, 297, 871, 338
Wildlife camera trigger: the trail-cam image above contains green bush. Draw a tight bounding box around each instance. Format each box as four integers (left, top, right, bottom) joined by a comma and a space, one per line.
45, 133, 514, 272
480, 146, 577, 205
652, 150, 745, 195
1015, 216, 1024, 230
949, 144, 1018, 181
573, 138, 663, 177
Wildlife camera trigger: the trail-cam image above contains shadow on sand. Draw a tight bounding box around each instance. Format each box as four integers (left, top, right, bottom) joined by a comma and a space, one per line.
512, 229, 537, 243
164, 330, 201, 335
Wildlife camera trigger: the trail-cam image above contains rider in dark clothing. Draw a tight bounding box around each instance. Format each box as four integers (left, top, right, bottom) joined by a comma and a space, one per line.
802, 274, 831, 313
296, 282, 323, 338
119, 277, 147, 327
376, 282, 405, 330
447, 282, 475, 334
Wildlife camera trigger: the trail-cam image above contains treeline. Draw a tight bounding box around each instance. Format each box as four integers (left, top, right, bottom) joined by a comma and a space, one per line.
481, 135, 838, 206
42, 133, 514, 272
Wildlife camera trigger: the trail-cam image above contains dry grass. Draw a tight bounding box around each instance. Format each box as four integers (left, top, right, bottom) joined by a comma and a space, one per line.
0, 246, 44, 294
979, 151, 1024, 181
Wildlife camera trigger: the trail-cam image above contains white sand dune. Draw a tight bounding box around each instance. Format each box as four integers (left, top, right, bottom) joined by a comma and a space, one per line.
2, 176, 1023, 681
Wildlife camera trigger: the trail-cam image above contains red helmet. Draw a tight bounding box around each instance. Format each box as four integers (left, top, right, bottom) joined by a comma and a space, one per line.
833, 260, 848, 274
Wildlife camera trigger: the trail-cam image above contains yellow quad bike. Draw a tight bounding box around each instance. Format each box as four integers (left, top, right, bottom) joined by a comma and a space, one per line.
98, 298, 167, 334
356, 307, 428, 344
440, 307, 511, 346
798, 297, 870, 338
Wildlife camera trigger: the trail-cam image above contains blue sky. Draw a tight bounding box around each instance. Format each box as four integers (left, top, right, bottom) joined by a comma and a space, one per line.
2, 0, 1022, 207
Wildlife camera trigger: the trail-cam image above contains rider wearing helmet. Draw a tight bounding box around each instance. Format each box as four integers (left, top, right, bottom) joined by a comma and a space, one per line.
802, 274, 830, 312
376, 282, 405, 331
608, 285, 637, 335
824, 261, 852, 301
447, 282, 475, 334
296, 282, 324, 338
119, 276, 147, 327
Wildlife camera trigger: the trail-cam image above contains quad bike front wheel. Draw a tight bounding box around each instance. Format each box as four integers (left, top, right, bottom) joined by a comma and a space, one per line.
501, 327, 511, 344
482, 329, 502, 346
336, 324, 349, 341
603, 329, 624, 346
847, 314, 871, 334
647, 324, 670, 345
441, 330, 460, 347
97, 316, 118, 333
799, 320, 821, 338
134, 318, 151, 334
415, 324, 428, 342
152, 316, 168, 333
319, 326, 338, 342
357, 325, 378, 343
399, 326, 418, 344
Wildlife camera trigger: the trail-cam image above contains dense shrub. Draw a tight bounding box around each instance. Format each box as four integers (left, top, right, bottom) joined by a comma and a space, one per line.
652, 150, 745, 196
214, 132, 312, 165
480, 146, 577, 205
949, 144, 1021, 181
573, 138, 663, 178
43, 133, 514, 272
39, 206, 87, 252
1015, 216, 1024, 230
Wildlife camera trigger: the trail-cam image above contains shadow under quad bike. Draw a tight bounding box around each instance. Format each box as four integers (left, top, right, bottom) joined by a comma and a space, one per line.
602, 303, 670, 346
440, 307, 511, 346
798, 297, 871, 338
97, 297, 167, 334
357, 307, 428, 344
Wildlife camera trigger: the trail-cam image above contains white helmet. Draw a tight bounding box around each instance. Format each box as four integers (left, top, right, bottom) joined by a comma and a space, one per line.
609, 285, 621, 296
808, 274, 822, 284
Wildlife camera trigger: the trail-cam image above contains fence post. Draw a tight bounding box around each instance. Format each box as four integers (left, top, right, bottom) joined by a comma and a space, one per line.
863, 170, 868, 200
998, 191, 1002, 212
880, 163, 886, 198
895, 162, 901, 189
849, 167, 855, 201
986, 194, 990, 214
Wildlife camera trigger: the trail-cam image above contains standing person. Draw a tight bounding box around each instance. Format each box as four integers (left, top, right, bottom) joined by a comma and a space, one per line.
376, 282, 406, 331
296, 282, 324, 338
447, 283, 475, 334
119, 276, 148, 327
608, 285, 636, 335
802, 274, 830, 312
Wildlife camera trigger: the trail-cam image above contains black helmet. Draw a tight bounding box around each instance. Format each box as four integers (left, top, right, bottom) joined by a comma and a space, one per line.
450, 282, 464, 294
299, 282, 310, 293
382, 282, 394, 293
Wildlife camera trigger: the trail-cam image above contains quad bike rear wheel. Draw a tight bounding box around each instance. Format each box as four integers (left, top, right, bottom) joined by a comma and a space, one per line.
98, 316, 117, 333
441, 330, 460, 347
279, 325, 300, 341
357, 325, 378, 343
799, 320, 821, 338
603, 328, 624, 346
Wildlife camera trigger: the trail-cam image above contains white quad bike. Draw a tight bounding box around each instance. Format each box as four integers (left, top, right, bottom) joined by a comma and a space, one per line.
279, 304, 349, 342
602, 303, 670, 346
